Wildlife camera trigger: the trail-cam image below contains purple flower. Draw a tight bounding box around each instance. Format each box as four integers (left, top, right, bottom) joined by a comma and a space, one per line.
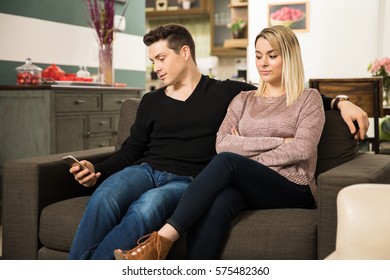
86, 0, 129, 45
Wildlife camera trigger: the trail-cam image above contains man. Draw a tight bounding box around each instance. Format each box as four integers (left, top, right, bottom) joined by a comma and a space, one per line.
68, 24, 368, 259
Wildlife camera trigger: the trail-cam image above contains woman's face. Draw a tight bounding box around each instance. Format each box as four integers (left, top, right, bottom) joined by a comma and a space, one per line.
255, 37, 283, 86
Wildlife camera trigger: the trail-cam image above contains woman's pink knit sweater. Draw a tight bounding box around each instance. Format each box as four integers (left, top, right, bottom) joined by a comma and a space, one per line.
216, 88, 325, 199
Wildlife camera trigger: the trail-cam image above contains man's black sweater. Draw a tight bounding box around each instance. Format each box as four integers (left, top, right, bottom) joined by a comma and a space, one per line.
95, 75, 256, 180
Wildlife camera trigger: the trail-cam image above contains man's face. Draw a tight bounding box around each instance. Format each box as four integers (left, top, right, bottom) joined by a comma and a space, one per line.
149, 40, 185, 86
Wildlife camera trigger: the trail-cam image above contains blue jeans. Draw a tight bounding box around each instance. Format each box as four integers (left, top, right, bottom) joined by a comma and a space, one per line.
68, 163, 192, 260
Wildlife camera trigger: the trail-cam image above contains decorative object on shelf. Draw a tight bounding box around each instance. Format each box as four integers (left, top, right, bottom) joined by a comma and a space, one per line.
368, 57, 390, 106
227, 19, 246, 39
86, 0, 129, 85
177, 0, 192, 10
156, 0, 168, 10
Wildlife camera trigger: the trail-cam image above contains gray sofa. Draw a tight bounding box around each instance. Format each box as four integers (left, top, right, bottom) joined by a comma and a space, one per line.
2, 98, 390, 260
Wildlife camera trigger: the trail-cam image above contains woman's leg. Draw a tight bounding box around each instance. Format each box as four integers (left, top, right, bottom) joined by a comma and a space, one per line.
186, 187, 247, 259
168, 152, 314, 235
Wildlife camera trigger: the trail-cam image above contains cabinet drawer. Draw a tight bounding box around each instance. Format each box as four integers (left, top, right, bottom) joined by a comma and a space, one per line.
102, 94, 135, 111
87, 135, 114, 149
89, 115, 115, 133
55, 94, 100, 112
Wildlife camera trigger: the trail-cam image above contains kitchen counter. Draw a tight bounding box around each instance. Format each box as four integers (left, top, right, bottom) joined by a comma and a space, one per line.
0, 84, 144, 92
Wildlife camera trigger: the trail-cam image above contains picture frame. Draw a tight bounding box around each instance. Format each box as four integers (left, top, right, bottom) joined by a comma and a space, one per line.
268, 1, 309, 32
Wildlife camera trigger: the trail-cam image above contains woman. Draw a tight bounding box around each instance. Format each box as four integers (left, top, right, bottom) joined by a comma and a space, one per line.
114, 25, 325, 260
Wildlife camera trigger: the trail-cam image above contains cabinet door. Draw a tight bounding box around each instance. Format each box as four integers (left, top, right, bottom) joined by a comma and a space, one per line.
55, 115, 87, 153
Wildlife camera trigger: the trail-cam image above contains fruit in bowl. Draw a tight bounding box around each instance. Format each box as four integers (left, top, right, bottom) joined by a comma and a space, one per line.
270, 6, 305, 28
42, 64, 65, 80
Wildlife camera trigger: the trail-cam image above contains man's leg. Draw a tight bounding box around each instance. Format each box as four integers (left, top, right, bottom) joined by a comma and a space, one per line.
82, 171, 193, 259
186, 187, 247, 260
68, 164, 156, 259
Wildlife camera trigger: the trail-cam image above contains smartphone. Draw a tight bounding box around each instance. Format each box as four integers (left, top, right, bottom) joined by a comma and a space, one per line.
62, 155, 94, 174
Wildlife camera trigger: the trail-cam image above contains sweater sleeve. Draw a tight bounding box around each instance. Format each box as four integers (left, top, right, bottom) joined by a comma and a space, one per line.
216, 93, 284, 156
94, 95, 151, 181
256, 89, 325, 166
321, 94, 333, 110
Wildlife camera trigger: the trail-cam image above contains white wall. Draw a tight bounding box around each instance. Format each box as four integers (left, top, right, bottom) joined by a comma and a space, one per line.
0, 13, 146, 72
247, 0, 390, 84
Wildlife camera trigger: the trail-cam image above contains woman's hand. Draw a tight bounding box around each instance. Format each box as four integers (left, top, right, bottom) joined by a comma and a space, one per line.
231, 126, 240, 136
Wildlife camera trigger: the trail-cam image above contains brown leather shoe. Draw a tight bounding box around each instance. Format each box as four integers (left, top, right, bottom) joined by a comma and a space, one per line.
114, 231, 173, 260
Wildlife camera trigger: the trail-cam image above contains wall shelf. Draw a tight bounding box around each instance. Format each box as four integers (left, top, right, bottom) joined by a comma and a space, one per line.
146, 0, 209, 19
210, 0, 248, 57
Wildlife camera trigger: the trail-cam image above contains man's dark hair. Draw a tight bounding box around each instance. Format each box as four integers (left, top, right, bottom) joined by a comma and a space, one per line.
143, 24, 196, 63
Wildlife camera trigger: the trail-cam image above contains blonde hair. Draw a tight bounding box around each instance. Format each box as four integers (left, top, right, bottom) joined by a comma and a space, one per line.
254, 25, 305, 106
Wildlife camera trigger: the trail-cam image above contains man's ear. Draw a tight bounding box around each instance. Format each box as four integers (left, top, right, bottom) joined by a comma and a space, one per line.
181, 45, 191, 61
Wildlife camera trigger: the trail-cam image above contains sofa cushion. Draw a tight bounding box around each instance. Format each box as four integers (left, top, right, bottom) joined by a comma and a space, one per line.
39, 196, 90, 252
316, 110, 359, 177
220, 208, 318, 259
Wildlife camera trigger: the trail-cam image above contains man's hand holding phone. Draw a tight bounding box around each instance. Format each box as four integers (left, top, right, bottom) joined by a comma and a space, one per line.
62, 155, 101, 187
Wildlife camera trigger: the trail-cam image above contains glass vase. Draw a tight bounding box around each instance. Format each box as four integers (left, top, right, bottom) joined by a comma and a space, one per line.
98, 43, 114, 85
384, 88, 390, 107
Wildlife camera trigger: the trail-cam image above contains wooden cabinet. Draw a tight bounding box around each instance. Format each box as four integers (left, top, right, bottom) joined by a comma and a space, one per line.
210, 0, 248, 57
0, 85, 143, 174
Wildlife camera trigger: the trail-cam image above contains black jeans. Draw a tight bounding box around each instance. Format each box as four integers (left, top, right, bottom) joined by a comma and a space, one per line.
167, 152, 315, 259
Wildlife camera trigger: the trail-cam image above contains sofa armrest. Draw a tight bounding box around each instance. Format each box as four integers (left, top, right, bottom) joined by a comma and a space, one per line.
317, 153, 390, 259
2, 147, 114, 259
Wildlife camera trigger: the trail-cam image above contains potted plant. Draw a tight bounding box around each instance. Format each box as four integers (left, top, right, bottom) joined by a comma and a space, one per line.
368, 57, 390, 105
227, 19, 247, 39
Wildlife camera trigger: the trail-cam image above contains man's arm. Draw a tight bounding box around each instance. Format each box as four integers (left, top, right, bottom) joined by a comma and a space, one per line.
337, 100, 369, 140
321, 94, 369, 140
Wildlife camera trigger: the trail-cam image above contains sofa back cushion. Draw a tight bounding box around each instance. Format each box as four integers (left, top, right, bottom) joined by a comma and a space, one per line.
115, 98, 141, 151
316, 110, 359, 177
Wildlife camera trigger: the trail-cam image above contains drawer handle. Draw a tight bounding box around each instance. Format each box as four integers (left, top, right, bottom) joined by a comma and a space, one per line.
99, 121, 107, 126
117, 99, 127, 104
99, 143, 107, 147
75, 100, 86, 104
